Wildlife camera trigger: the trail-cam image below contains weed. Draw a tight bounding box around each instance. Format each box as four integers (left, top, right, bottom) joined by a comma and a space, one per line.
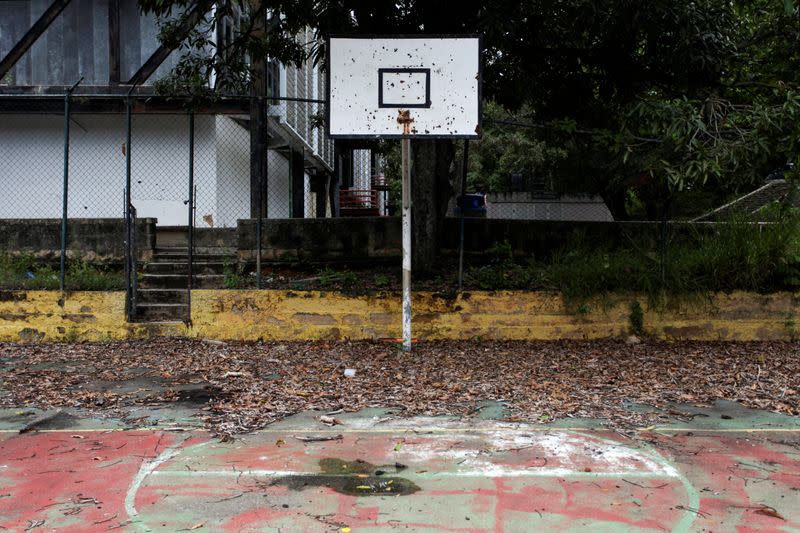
785, 314, 798, 341
628, 301, 645, 336
0, 253, 123, 290
62, 328, 80, 342
317, 267, 358, 289
222, 258, 242, 289
66, 260, 124, 290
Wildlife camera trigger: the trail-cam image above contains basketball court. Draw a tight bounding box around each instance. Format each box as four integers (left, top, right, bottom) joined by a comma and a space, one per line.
1, 406, 798, 532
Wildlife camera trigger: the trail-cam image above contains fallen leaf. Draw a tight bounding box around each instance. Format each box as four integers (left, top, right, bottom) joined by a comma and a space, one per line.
319, 415, 340, 426
754, 507, 784, 520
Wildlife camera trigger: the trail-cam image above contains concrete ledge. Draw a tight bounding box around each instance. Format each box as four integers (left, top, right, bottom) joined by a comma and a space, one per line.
0, 218, 157, 264
0, 290, 797, 342
236, 217, 742, 263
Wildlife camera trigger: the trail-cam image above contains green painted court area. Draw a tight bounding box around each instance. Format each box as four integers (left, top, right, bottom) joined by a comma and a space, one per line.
0, 403, 798, 532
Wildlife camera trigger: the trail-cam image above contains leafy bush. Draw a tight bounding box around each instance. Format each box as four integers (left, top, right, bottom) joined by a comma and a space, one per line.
0, 254, 123, 291
464, 211, 800, 300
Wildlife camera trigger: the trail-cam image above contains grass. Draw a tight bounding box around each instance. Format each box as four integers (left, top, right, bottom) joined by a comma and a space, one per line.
0, 254, 124, 291
222, 258, 243, 289
465, 210, 800, 303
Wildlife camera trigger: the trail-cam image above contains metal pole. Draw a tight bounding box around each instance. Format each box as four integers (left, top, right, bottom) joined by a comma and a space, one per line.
458, 139, 469, 290
123, 188, 129, 319
124, 85, 136, 319
288, 146, 294, 218
401, 137, 412, 351
256, 98, 263, 289
59, 77, 82, 293
187, 111, 195, 324
659, 190, 672, 286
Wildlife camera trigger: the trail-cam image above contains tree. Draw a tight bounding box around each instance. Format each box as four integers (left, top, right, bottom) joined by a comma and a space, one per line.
139, 0, 499, 273
139, 0, 800, 261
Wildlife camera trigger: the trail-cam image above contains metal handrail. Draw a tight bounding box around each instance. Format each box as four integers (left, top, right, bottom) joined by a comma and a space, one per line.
340, 189, 379, 209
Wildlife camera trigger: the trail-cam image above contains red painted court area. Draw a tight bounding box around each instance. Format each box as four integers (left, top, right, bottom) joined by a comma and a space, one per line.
1, 424, 799, 532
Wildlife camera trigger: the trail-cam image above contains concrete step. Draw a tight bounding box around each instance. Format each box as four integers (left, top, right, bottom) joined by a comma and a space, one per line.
156, 227, 237, 250
155, 228, 188, 248
144, 261, 228, 275
128, 320, 187, 335
152, 250, 235, 263
155, 246, 237, 254
136, 289, 189, 304
133, 303, 188, 322
139, 274, 226, 289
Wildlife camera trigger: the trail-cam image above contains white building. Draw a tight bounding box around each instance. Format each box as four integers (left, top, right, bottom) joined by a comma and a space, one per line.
0, 1, 372, 227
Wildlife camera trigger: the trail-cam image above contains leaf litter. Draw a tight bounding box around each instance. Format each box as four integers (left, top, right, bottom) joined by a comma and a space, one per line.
0, 339, 797, 437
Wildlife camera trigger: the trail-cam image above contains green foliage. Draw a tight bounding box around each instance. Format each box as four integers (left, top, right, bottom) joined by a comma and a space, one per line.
468, 240, 541, 290
66, 260, 124, 291
628, 301, 645, 336
143, 0, 800, 233
0, 254, 123, 290
464, 210, 800, 299
222, 258, 242, 289
374, 274, 391, 288
469, 103, 567, 192
316, 267, 358, 289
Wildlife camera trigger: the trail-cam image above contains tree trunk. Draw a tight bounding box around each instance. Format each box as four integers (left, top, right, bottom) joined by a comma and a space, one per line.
601, 188, 629, 221
410, 139, 455, 273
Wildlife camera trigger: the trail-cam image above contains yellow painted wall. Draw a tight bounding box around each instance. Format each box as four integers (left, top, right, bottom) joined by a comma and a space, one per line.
0, 291, 130, 342
0, 290, 796, 342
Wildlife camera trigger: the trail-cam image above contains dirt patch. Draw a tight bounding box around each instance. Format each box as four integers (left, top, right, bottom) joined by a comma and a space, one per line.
0, 338, 797, 437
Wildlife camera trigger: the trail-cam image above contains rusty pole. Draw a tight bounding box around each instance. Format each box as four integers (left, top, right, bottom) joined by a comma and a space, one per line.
398, 110, 413, 351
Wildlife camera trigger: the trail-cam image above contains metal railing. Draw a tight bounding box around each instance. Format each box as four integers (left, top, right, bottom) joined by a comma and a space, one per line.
339, 189, 381, 216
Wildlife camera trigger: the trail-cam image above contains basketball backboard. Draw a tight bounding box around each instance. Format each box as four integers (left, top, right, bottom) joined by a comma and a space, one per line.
327, 36, 481, 139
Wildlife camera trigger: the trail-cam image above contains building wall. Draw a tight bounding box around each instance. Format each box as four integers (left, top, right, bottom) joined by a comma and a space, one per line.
447, 192, 614, 221
1, 11, 343, 224
214, 116, 249, 227
0, 0, 179, 86
0, 113, 220, 225
0, 111, 318, 226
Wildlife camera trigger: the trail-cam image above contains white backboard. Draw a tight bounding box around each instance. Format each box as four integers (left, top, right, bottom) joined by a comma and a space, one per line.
327, 36, 481, 139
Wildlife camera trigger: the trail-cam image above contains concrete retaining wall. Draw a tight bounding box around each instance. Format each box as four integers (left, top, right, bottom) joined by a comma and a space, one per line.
0, 218, 156, 263
237, 217, 725, 263
0, 290, 796, 343
237, 218, 401, 263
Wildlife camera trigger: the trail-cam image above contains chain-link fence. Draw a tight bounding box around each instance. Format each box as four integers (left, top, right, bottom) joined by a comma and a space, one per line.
0, 93, 797, 304
443, 119, 800, 299
0, 94, 341, 224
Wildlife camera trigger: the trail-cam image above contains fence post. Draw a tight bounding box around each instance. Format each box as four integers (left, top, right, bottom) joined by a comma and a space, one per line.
256, 98, 263, 289
59, 77, 82, 293
288, 146, 294, 218
659, 193, 673, 286
124, 86, 136, 319
187, 110, 195, 325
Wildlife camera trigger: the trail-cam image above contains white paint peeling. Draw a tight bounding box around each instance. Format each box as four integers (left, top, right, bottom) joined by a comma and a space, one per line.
394, 431, 681, 478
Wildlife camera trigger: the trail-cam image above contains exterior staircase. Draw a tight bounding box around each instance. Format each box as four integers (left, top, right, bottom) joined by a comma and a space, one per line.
133, 228, 236, 322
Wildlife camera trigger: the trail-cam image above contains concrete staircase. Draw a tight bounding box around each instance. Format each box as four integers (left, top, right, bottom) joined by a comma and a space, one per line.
133, 228, 236, 322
